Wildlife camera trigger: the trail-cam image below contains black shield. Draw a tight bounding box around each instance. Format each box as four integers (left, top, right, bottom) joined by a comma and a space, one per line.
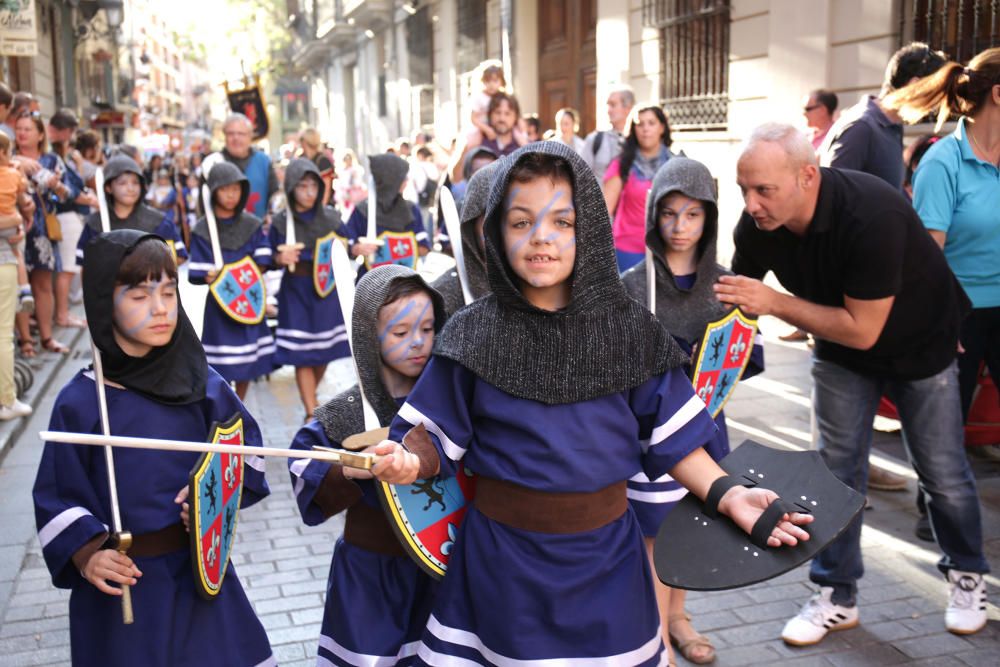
654, 440, 865, 591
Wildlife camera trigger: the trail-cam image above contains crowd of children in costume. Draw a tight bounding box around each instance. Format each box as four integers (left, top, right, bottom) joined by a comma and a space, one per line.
32, 136, 821, 667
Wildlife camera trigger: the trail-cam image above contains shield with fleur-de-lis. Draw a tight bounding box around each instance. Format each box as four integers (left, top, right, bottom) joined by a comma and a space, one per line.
691, 307, 758, 418
365, 231, 419, 271
209, 256, 266, 325
313, 231, 347, 298
190, 413, 245, 599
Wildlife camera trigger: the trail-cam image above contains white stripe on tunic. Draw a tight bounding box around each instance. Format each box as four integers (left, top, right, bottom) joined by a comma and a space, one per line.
290, 458, 310, 497
626, 487, 689, 504
646, 395, 706, 451
275, 326, 346, 340
276, 332, 349, 352
629, 471, 676, 483
187, 261, 217, 272
206, 344, 277, 366
202, 337, 275, 355
245, 455, 265, 472
38, 507, 97, 548
318, 634, 419, 667
422, 615, 665, 666
397, 403, 465, 460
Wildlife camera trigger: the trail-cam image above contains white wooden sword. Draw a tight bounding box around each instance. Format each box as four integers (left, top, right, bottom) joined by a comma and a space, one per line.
201, 183, 224, 271
95, 167, 111, 233
438, 186, 474, 306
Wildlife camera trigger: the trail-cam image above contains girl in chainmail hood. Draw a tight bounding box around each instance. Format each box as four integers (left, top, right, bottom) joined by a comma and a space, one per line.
269, 157, 351, 417
77, 155, 188, 268
622, 156, 764, 664
188, 161, 275, 399
288, 264, 446, 666
368, 142, 810, 666
430, 159, 498, 315
345, 153, 430, 279
33, 230, 275, 666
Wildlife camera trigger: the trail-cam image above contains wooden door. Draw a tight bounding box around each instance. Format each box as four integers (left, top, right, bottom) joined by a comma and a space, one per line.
537, 0, 597, 136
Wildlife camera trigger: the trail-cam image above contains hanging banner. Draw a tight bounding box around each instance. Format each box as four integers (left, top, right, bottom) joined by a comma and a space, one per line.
224, 77, 270, 140
0, 0, 38, 57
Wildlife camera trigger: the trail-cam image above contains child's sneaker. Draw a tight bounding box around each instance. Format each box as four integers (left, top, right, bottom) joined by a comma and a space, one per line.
17, 287, 34, 314
0, 398, 32, 420
781, 587, 859, 646
946, 570, 987, 635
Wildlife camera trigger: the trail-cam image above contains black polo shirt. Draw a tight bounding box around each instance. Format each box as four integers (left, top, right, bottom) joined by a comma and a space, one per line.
732, 167, 969, 380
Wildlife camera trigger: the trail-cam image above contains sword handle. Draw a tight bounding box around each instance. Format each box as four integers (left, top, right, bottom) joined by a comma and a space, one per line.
121, 583, 134, 625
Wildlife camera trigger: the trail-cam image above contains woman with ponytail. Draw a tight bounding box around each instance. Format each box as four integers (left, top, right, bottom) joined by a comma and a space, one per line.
885, 48, 1000, 454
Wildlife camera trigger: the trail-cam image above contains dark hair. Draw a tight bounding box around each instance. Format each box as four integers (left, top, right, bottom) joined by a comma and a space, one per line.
381, 276, 436, 311
116, 237, 178, 287
904, 133, 943, 188
49, 108, 79, 130
885, 46, 1000, 130
487, 92, 521, 122
482, 64, 505, 85
506, 152, 574, 189
619, 105, 672, 180
809, 89, 838, 114
416, 146, 433, 159
0, 82, 12, 109
522, 114, 540, 133
882, 42, 949, 95
10, 92, 32, 117
75, 130, 101, 157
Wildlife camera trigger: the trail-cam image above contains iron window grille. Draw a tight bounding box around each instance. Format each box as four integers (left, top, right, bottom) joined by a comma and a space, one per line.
899, 0, 1000, 64
644, 0, 730, 131
457, 0, 487, 75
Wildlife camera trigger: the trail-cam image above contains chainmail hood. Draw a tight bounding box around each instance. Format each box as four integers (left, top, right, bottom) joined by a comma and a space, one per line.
355, 153, 412, 232
621, 157, 729, 343
431, 160, 498, 315
314, 265, 446, 440
434, 141, 687, 404
273, 157, 343, 250
191, 161, 261, 250
86, 156, 161, 233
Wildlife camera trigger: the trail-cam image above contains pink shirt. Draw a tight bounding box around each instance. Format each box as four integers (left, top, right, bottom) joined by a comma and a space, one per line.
605, 157, 653, 254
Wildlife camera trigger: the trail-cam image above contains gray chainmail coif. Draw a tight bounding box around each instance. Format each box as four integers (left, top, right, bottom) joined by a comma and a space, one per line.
355, 153, 413, 232
314, 265, 447, 443
431, 160, 499, 315
84, 155, 162, 233
191, 161, 261, 249
621, 157, 730, 344
272, 158, 344, 250
434, 141, 687, 405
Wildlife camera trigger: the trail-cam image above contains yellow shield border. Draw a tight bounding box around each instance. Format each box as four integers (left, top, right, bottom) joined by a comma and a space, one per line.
364, 230, 420, 271
690, 306, 759, 418
313, 231, 347, 298
209, 256, 266, 325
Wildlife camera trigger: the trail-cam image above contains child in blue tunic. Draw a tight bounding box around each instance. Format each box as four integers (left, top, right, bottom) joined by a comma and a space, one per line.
621, 157, 765, 664
288, 264, 446, 666
270, 158, 351, 418
33, 230, 274, 667
346, 154, 429, 280
77, 155, 188, 267
188, 161, 275, 400
365, 143, 812, 666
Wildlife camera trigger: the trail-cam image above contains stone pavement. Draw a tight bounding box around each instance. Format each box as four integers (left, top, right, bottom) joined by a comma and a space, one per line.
0, 310, 997, 666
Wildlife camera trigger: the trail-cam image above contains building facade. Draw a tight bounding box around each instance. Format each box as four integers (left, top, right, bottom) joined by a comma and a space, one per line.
290, 0, 999, 258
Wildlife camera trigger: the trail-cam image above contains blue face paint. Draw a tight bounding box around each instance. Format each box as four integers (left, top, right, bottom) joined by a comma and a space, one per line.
508, 191, 564, 254
113, 278, 178, 336
377, 299, 416, 343
384, 299, 433, 363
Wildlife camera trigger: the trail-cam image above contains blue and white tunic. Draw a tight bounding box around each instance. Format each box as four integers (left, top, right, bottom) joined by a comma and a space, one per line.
32, 369, 274, 667
77, 215, 188, 267
343, 204, 430, 281
188, 222, 276, 382
628, 329, 765, 537
388, 356, 717, 666
268, 214, 350, 368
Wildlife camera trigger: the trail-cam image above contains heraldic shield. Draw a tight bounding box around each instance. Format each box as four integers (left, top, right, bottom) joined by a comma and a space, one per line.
209, 256, 266, 325
189, 414, 245, 600
692, 307, 758, 418
313, 231, 346, 298
365, 231, 419, 271
377, 464, 477, 580
654, 440, 865, 591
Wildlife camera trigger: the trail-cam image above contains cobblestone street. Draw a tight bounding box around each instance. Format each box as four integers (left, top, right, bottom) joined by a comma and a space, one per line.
0, 306, 998, 666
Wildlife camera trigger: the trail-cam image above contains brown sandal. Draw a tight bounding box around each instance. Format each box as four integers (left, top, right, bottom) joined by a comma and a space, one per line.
667, 611, 716, 664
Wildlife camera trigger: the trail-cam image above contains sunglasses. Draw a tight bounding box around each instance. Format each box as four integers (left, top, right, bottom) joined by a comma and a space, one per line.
803, 104, 822, 113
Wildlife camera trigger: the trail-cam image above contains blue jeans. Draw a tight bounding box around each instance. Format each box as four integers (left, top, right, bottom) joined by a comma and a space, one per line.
809, 357, 988, 606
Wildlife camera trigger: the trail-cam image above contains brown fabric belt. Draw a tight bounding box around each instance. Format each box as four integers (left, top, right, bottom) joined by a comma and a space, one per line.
474, 477, 628, 534
288, 261, 313, 277
127, 522, 188, 558
343, 502, 407, 556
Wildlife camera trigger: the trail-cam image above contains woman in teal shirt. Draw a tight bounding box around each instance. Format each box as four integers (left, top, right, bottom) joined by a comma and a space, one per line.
887, 47, 1000, 420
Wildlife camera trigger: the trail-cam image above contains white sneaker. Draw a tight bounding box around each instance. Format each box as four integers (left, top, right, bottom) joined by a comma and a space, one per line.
781, 587, 859, 646
946, 570, 987, 635
0, 398, 32, 420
